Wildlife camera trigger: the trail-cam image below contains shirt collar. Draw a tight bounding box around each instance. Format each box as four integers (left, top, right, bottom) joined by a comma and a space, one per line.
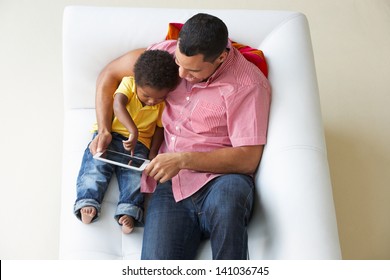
202, 40, 233, 86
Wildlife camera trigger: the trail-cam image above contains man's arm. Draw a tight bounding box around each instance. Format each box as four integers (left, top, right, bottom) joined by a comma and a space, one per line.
89, 48, 146, 154
144, 145, 264, 183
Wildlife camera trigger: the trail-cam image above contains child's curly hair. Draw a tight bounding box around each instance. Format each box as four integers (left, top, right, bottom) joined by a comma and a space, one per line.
134, 50, 179, 91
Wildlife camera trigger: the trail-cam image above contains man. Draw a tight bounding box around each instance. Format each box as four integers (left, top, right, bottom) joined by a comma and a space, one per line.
90, 13, 271, 259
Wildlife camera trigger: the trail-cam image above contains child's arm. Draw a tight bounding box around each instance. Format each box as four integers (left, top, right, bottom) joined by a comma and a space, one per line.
113, 92, 138, 154
148, 126, 164, 160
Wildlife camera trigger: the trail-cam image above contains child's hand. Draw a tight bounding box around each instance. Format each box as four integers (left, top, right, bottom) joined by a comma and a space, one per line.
122, 134, 137, 155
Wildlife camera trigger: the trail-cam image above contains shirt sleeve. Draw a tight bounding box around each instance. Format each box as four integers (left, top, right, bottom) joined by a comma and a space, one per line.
226, 81, 271, 147
114, 76, 135, 100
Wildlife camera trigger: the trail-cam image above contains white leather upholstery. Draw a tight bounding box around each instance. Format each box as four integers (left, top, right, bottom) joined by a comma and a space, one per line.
60, 6, 341, 259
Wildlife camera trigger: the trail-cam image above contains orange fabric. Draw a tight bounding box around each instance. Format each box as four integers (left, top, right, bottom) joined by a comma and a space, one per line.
165, 23, 183, 41
165, 22, 268, 77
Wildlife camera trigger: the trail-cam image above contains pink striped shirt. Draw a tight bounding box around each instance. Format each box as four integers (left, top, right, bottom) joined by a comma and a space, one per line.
141, 40, 271, 201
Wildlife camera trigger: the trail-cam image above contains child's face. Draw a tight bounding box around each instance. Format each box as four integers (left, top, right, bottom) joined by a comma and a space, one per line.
136, 85, 169, 106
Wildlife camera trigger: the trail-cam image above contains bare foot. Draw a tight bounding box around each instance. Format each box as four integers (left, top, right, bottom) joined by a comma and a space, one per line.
80, 207, 96, 224
118, 215, 134, 234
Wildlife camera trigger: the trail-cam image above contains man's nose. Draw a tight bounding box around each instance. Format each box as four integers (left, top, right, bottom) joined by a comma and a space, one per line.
178, 67, 189, 78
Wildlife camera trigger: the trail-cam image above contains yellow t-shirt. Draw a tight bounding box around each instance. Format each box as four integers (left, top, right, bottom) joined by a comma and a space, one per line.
93, 76, 165, 149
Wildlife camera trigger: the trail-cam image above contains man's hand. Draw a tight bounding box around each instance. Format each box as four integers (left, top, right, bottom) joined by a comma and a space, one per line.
89, 131, 112, 155
144, 145, 264, 183
144, 153, 183, 183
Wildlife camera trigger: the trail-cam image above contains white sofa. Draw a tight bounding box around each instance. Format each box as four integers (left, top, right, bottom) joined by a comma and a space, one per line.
60, 6, 341, 259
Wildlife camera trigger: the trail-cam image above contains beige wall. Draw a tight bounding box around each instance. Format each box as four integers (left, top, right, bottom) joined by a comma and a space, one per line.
0, 0, 389, 259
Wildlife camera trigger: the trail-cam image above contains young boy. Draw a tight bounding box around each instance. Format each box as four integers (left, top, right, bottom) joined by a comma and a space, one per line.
73, 50, 179, 233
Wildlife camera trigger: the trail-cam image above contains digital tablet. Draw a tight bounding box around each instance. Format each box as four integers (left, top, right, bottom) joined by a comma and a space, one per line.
93, 149, 150, 171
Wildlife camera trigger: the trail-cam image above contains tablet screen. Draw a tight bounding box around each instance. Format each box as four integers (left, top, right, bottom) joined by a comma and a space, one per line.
99, 150, 145, 168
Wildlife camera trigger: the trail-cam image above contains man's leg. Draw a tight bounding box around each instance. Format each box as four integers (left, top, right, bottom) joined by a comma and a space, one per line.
201, 174, 254, 260
141, 181, 202, 259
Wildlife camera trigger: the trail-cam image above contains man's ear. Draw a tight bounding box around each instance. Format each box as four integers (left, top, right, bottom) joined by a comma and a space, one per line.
218, 50, 228, 63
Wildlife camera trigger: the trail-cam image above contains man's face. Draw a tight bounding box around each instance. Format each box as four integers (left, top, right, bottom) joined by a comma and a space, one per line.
174, 46, 222, 84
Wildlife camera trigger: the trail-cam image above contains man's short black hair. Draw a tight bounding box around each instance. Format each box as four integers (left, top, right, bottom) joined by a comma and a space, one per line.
134, 50, 179, 90
178, 13, 228, 62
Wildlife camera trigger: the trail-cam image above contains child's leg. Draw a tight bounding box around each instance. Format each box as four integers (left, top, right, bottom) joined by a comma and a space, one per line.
115, 163, 144, 228
74, 138, 114, 223
114, 141, 148, 231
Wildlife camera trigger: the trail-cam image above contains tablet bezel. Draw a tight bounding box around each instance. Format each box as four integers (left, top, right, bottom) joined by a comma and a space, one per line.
93, 149, 150, 171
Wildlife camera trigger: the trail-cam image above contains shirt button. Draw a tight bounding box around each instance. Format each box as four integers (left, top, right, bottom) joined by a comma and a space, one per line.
175, 126, 180, 131
186, 96, 190, 101
171, 136, 176, 141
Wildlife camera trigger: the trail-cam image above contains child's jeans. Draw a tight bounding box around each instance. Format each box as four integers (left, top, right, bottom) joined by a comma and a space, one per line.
73, 132, 149, 224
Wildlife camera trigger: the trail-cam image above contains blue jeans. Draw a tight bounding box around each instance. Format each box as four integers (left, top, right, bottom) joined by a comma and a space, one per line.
74, 132, 148, 224
141, 174, 254, 260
